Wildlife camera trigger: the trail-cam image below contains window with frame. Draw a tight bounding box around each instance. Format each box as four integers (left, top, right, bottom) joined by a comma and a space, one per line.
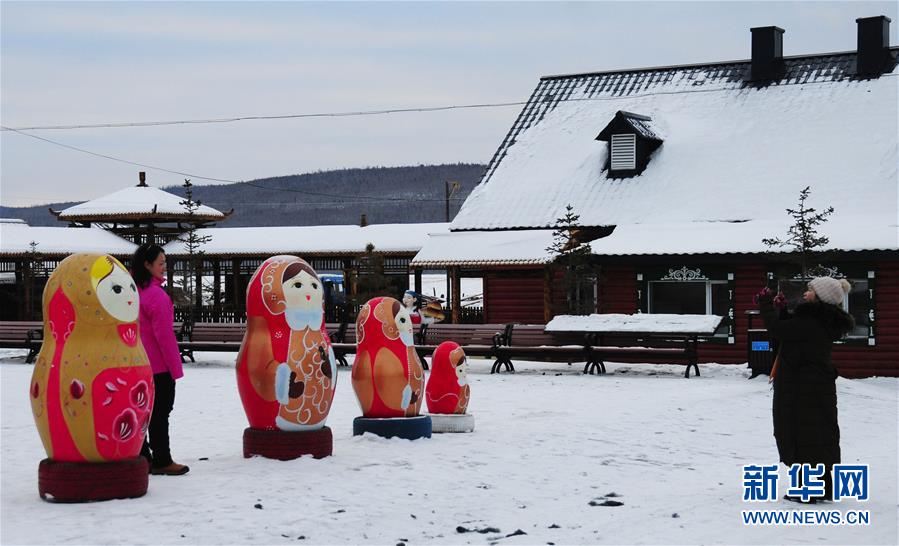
648, 280, 730, 336
568, 273, 597, 315
777, 278, 870, 339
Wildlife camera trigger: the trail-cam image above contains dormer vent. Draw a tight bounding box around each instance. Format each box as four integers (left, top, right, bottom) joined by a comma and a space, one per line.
749, 26, 785, 82
596, 111, 663, 178
856, 16, 893, 77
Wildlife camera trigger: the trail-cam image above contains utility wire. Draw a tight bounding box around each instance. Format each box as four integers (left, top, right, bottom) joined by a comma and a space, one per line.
0, 101, 528, 131
5, 73, 894, 132
2, 126, 468, 203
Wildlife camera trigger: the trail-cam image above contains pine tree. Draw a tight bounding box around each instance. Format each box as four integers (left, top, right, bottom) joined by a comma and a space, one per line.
177, 179, 212, 320
354, 243, 391, 306
762, 186, 835, 278
26, 241, 42, 320
546, 204, 595, 315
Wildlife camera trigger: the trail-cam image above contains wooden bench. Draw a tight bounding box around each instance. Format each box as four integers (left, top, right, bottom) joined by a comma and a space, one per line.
0, 321, 44, 363
415, 323, 506, 359
328, 322, 357, 368
488, 324, 704, 378
541, 314, 722, 378
582, 332, 700, 378
490, 324, 588, 374
176, 322, 245, 362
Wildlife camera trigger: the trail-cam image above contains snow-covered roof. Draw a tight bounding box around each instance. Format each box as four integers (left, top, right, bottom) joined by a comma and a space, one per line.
545, 313, 723, 334
162, 223, 450, 256
57, 185, 226, 221
450, 50, 899, 255
411, 229, 556, 267
0, 223, 137, 257
590, 216, 897, 256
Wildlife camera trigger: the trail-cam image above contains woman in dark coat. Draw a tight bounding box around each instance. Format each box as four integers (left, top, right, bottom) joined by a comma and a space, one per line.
757, 276, 854, 501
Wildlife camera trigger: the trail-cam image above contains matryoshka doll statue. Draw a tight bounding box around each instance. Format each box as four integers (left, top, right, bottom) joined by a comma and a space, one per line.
29, 253, 155, 502
425, 341, 475, 433
236, 256, 337, 459
351, 296, 431, 439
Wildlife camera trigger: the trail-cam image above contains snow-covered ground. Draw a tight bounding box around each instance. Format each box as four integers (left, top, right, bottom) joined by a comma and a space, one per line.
1, 349, 896, 545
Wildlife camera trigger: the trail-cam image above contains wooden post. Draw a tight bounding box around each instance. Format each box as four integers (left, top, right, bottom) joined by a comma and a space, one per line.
21, 261, 32, 321
451, 267, 461, 324
194, 259, 203, 320
166, 264, 175, 297
414, 268, 422, 294
232, 259, 242, 320
213, 259, 221, 319
543, 265, 553, 324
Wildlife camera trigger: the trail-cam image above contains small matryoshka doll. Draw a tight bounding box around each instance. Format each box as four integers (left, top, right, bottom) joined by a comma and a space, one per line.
30, 253, 154, 462
236, 256, 336, 431
352, 296, 424, 418
425, 341, 470, 415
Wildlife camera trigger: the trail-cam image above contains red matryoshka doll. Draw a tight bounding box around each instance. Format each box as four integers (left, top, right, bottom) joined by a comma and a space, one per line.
236, 256, 336, 459
352, 296, 425, 418
425, 341, 470, 415
30, 253, 155, 502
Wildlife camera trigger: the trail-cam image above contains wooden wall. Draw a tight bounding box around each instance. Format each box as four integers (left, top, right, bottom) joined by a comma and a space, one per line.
483, 271, 545, 324
482, 261, 899, 378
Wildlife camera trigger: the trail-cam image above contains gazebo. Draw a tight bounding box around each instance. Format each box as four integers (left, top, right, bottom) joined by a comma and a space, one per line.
161, 223, 450, 322
51, 172, 231, 244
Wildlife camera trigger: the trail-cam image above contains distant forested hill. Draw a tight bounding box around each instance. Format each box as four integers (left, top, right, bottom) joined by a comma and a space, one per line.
1, 163, 486, 227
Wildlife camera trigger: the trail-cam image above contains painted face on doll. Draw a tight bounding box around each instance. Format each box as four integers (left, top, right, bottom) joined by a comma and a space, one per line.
402, 292, 416, 309
282, 270, 323, 330
394, 305, 415, 346
94, 259, 139, 323
453, 353, 469, 387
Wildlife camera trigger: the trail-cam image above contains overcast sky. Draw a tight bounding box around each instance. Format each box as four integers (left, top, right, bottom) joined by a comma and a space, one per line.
2, 1, 896, 207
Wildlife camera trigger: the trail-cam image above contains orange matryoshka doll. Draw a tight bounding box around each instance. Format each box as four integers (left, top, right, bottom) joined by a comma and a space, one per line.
236, 256, 336, 459
352, 296, 425, 418
425, 341, 470, 415
29, 253, 155, 501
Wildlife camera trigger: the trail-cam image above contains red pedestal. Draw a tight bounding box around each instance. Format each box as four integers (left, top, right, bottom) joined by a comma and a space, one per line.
243, 426, 333, 460
37, 457, 149, 503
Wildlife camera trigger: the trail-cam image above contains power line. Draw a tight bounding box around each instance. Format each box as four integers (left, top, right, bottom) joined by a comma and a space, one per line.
6, 73, 893, 133
0, 101, 528, 131
1, 126, 469, 203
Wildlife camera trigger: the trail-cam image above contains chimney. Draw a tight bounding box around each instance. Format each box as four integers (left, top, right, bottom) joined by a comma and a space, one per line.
359, 213, 368, 227
856, 16, 892, 77
138, 171, 147, 187
749, 26, 785, 82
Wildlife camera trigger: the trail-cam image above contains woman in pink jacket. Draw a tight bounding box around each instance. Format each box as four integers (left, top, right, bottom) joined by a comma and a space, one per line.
133, 243, 189, 476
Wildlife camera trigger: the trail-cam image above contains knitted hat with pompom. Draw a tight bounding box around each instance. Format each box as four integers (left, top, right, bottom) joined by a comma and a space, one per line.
808, 277, 851, 306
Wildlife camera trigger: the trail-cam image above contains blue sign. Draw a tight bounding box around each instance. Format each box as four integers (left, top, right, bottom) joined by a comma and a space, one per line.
751, 341, 770, 351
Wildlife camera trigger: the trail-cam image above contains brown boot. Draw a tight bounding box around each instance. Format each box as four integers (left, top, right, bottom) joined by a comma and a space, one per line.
150, 463, 190, 476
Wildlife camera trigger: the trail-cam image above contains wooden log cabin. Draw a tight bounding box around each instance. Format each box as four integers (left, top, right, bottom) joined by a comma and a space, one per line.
411, 17, 899, 377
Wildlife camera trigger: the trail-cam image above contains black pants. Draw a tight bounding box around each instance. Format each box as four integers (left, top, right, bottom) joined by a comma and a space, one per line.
141, 372, 176, 468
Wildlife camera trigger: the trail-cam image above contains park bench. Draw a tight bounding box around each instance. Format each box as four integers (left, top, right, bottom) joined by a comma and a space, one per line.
176, 322, 245, 361
543, 314, 723, 378
0, 321, 44, 363
328, 322, 357, 368
415, 322, 506, 358
490, 324, 588, 374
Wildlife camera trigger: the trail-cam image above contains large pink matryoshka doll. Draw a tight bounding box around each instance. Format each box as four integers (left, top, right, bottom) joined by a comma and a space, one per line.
236, 256, 337, 459
425, 341, 475, 433
351, 296, 430, 439
29, 253, 155, 502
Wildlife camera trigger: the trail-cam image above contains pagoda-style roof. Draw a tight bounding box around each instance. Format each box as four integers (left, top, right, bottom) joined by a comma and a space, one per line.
54, 182, 228, 223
